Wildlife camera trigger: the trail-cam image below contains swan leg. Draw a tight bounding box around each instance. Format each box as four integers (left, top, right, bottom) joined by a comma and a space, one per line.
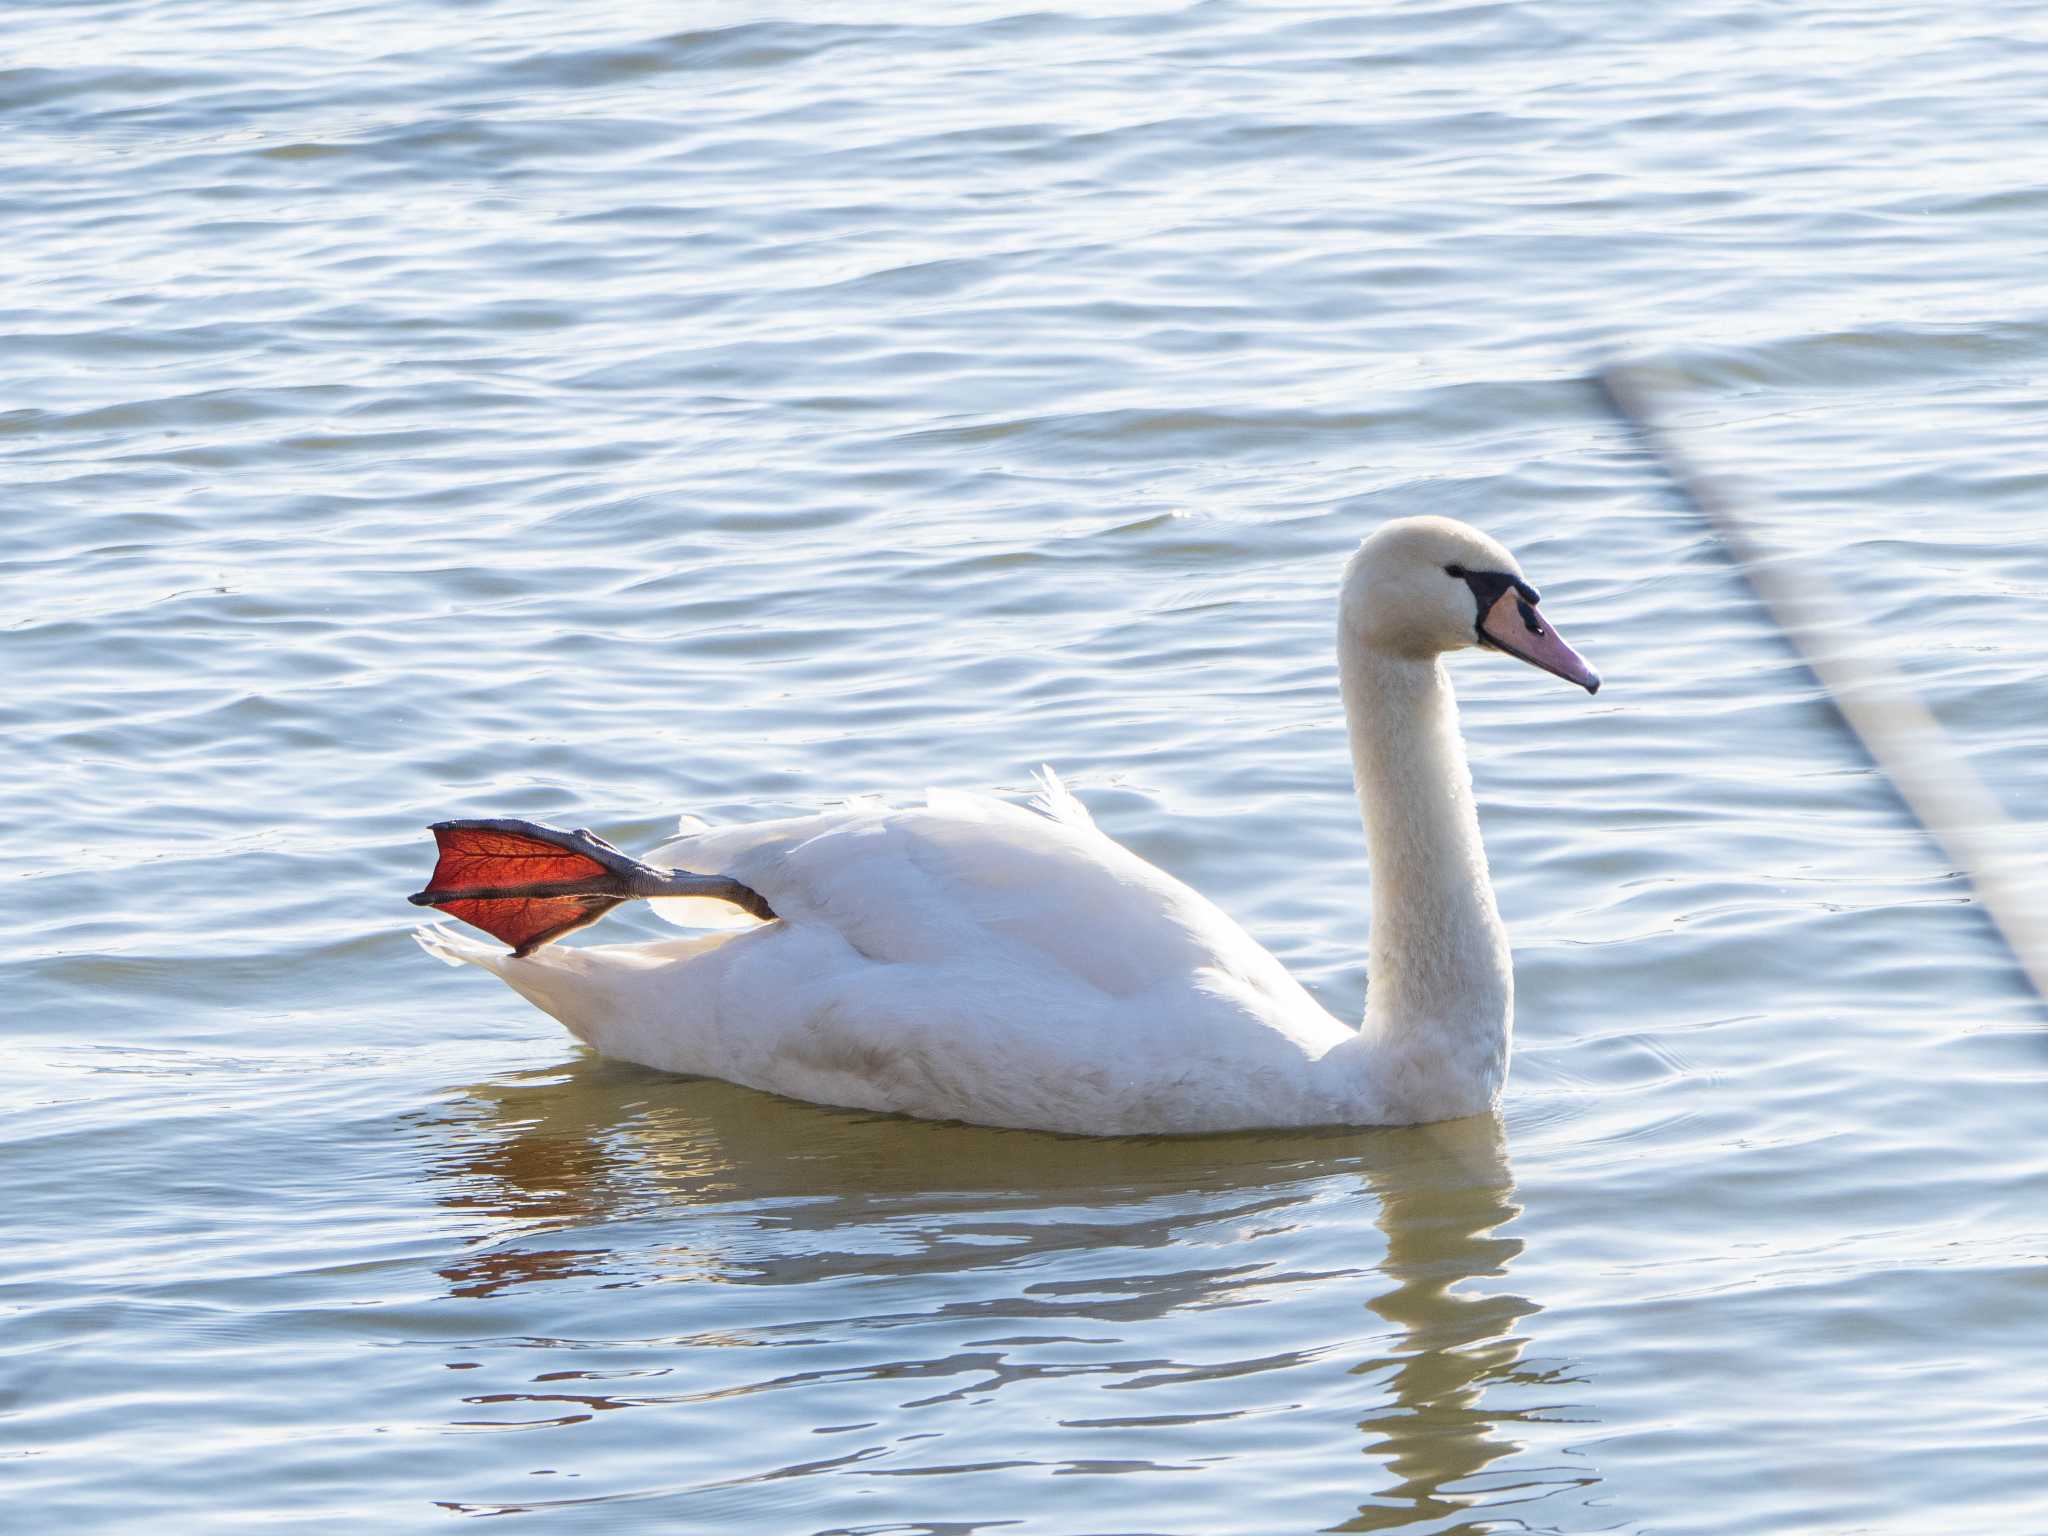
408, 817, 775, 956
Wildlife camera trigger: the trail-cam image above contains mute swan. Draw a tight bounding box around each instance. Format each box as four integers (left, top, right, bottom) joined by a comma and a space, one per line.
410, 516, 1598, 1135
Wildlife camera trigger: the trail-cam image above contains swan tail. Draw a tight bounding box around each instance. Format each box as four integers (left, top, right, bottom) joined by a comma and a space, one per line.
1029, 764, 1096, 831
407, 818, 774, 956
413, 920, 512, 972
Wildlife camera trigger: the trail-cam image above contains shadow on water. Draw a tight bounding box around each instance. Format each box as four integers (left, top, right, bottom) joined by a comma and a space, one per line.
415, 1055, 1590, 1528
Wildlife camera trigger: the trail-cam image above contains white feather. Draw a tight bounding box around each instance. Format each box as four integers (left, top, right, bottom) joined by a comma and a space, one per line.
1029, 763, 1095, 831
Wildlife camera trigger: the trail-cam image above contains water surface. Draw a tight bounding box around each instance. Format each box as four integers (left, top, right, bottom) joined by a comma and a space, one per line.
7, 1, 2048, 1530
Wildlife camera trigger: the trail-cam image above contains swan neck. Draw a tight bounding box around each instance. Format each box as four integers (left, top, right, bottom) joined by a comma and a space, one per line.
1336, 640, 1512, 1119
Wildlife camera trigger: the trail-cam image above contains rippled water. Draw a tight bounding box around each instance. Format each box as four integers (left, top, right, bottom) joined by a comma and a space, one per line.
8, 1, 2048, 1529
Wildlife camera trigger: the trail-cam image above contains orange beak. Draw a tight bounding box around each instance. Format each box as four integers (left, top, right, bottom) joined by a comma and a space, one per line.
1478, 586, 1600, 693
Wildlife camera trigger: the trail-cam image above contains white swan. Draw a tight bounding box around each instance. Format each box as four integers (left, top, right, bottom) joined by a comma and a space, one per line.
411, 516, 1598, 1135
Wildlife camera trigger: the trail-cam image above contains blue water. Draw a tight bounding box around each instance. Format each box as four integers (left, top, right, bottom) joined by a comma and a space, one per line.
7, 2, 2048, 1530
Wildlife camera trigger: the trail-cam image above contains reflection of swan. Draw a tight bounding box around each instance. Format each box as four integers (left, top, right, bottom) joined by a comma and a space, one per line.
434, 1057, 1471, 1221
413, 518, 1598, 1135
421, 1061, 1588, 1525
1343, 1117, 1552, 1529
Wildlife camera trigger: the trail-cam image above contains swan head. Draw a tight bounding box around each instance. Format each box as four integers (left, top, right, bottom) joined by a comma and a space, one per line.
1341, 516, 1600, 693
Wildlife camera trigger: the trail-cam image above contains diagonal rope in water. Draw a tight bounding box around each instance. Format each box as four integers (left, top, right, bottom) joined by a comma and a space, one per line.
1594, 362, 2048, 1006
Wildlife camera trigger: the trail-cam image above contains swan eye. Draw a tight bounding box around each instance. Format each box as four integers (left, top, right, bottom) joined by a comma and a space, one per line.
1444, 563, 1468, 579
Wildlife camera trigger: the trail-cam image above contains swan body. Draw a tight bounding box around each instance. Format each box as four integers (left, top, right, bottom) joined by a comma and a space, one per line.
415, 517, 1598, 1135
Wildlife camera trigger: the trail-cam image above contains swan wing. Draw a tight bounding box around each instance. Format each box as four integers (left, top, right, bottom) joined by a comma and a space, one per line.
646, 776, 1313, 1012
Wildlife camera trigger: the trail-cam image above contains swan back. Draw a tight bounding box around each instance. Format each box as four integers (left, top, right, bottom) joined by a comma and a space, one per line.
655, 781, 1319, 1013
